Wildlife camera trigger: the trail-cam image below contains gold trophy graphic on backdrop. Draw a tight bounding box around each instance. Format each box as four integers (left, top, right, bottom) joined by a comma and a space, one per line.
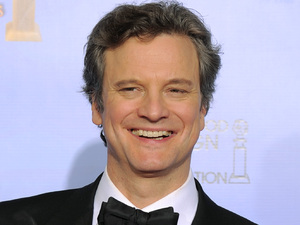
229, 120, 250, 184
6, 0, 41, 41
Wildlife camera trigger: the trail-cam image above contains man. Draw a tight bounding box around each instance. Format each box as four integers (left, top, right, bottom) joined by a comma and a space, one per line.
0, 1, 257, 225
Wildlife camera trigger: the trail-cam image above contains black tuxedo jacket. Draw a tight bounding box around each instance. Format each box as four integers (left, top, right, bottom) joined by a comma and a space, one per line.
0, 174, 256, 225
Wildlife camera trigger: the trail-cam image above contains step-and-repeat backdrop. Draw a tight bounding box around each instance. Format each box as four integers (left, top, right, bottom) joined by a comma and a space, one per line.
1, 1, 299, 224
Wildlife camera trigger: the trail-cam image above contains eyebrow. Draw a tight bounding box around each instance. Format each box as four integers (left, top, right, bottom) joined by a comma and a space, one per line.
114, 78, 194, 87
167, 78, 194, 87
114, 79, 139, 87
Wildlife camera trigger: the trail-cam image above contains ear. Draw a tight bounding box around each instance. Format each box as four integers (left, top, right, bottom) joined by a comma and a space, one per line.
92, 102, 103, 125
199, 105, 206, 131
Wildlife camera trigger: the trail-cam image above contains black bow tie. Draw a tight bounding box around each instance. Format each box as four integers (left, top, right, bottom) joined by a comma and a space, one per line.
98, 197, 179, 225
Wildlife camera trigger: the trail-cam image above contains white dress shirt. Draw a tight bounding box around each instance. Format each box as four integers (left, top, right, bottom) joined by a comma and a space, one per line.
92, 168, 198, 225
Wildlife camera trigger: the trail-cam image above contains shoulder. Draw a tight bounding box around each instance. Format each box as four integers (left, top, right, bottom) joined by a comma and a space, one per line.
203, 200, 257, 225
0, 175, 101, 225
0, 189, 75, 224
193, 179, 258, 225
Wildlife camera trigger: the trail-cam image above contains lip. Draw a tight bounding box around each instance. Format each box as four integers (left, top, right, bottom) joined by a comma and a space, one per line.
129, 127, 173, 132
130, 132, 174, 143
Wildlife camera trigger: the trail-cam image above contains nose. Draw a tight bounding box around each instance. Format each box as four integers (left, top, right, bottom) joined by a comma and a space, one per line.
137, 91, 169, 122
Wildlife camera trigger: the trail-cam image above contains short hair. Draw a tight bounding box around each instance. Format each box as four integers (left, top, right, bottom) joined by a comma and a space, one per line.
82, 1, 221, 144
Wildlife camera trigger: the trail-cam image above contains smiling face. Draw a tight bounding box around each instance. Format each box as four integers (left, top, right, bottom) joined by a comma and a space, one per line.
92, 34, 206, 178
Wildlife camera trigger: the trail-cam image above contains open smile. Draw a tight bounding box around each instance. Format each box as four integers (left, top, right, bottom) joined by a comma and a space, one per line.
131, 129, 173, 140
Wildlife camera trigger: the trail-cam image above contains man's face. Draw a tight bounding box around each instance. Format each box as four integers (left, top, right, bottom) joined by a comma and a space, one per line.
92, 34, 205, 176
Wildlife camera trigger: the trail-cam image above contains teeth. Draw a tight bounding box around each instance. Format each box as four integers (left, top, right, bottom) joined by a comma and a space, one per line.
132, 130, 172, 138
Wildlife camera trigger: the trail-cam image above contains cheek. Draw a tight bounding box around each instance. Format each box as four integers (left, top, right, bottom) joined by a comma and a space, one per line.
176, 102, 202, 125
175, 103, 203, 144
103, 99, 137, 128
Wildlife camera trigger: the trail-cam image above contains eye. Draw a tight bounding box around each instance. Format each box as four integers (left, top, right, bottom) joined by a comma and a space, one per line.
169, 88, 187, 94
118, 86, 143, 99
120, 87, 138, 92
165, 87, 190, 99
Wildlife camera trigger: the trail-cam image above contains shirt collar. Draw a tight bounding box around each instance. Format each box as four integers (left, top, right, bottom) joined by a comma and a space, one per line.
92, 168, 198, 225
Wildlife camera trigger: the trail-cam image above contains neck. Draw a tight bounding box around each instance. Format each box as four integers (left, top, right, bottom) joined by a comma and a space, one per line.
106, 157, 190, 209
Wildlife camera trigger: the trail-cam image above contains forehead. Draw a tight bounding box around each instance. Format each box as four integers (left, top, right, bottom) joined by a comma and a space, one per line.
104, 34, 199, 82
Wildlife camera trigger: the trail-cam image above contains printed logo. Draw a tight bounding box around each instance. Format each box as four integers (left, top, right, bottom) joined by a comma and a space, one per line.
193, 119, 250, 184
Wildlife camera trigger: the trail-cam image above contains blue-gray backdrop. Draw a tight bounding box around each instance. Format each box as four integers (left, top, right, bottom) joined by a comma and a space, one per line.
1, 1, 299, 224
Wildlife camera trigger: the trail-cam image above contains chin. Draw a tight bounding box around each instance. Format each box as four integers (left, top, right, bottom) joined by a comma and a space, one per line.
130, 160, 176, 177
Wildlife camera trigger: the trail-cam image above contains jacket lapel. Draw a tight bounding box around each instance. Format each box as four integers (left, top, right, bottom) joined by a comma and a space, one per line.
191, 178, 222, 225
46, 175, 101, 225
